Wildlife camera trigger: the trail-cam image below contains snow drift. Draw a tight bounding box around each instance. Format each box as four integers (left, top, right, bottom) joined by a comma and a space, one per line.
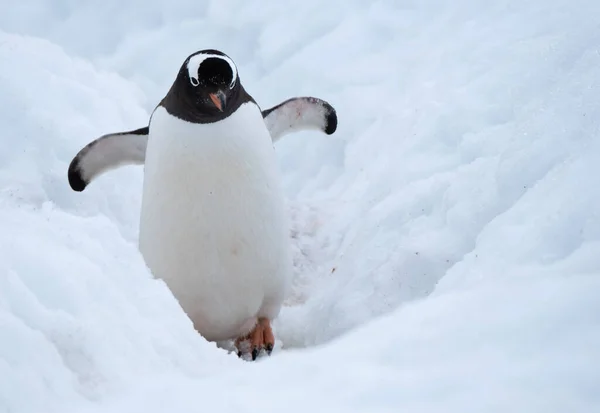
1, 0, 600, 412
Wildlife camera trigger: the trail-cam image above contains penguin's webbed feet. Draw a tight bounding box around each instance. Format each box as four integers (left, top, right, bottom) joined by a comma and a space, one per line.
235, 317, 274, 361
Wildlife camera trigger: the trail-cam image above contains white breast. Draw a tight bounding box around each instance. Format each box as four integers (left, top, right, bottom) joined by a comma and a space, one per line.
139, 103, 291, 342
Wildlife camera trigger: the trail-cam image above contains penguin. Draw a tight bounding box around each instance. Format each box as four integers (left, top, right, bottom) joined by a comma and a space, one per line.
67, 49, 338, 360
67, 97, 336, 192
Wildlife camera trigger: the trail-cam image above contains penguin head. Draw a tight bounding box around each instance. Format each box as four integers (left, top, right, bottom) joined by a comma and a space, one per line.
161, 49, 247, 122
183, 49, 239, 115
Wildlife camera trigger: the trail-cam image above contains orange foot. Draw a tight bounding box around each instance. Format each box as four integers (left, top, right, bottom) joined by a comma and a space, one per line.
235, 318, 275, 361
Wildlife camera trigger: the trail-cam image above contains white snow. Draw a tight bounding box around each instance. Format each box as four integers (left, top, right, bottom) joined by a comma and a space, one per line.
1, 1, 600, 412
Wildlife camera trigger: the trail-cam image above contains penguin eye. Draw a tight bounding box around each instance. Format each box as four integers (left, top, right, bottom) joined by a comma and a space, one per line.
190, 77, 200, 87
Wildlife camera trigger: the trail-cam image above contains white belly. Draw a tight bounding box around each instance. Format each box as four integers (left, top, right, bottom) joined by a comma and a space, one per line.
139, 103, 291, 342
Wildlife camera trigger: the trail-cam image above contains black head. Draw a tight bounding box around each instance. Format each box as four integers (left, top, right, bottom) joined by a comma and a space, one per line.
159, 49, 254, 123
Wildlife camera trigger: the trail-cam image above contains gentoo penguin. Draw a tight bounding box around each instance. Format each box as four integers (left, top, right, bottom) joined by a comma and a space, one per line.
67, 98, 337, 192
67, 49, 337, 360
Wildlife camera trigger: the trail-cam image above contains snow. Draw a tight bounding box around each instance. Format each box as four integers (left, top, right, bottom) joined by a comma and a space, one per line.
1, 0, 600, 412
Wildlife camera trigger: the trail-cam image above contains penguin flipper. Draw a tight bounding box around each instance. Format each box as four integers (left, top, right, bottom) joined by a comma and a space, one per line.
261, 97, 338, 142
67, 126, 148, 192
67, 97, 338, 192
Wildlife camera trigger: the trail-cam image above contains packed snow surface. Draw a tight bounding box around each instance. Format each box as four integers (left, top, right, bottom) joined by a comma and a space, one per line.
2, 1, 600, 412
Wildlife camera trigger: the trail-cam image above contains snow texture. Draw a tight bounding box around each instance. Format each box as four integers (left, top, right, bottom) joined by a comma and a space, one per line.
1, 1, 600, 412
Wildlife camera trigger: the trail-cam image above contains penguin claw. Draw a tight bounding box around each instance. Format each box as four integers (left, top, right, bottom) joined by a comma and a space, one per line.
235, 317, 275, 361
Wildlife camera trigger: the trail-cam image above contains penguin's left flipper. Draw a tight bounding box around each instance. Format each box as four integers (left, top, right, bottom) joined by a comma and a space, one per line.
262, 96, 338, 142
67, 126, 148, 192
67, 96, 337, 192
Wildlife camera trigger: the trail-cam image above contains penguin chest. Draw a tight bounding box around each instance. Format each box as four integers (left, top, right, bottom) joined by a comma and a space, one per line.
139, 104, 290, 340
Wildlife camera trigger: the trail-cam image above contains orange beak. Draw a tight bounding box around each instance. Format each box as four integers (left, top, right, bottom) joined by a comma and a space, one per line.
209, 91, 226, 112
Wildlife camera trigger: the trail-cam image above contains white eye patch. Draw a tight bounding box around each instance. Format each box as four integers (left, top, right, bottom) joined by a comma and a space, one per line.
186, 53, 237, 89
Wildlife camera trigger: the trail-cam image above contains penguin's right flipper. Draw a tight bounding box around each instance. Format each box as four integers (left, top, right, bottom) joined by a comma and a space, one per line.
261, 97, 338, 143
67, 126, 148, 192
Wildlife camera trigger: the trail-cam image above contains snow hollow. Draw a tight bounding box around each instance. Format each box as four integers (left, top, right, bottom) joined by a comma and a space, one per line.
1, 1, 600, 412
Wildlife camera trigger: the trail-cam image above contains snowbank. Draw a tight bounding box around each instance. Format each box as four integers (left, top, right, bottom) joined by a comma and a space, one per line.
1, 0, 600, 412
0, 32, 239, 413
